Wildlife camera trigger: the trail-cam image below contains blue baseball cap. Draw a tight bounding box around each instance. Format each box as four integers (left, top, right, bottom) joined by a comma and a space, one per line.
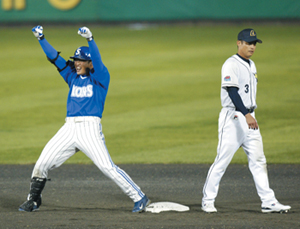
238, 29, 262, 43
70, 46, 91, 61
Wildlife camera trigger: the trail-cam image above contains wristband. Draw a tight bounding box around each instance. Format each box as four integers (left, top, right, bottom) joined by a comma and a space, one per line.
38, 35, 45, 40
87, 36, 93, 42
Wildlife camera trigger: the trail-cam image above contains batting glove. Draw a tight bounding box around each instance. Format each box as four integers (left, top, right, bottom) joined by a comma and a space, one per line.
32, 25, 44, 40
78, 27, 93, 41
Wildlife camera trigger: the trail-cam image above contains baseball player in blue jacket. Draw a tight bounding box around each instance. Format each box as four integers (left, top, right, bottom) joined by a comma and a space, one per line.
19, 26, 150, 213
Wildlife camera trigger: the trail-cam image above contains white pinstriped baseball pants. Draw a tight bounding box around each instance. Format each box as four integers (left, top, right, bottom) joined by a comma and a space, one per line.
32, 116, 145, 202
202, 108, 277, 206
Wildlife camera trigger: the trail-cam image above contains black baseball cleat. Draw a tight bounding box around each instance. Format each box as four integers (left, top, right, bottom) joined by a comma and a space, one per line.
19, 195, 42, 212
261, 202, 291, 213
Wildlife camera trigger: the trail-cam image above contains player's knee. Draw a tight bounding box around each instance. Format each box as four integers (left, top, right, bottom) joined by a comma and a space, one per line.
32, 165, 48, 178
250, 155, 267, 168
32, 170, 43, 178
99, 164, 116, 177
255, 153, 266, 164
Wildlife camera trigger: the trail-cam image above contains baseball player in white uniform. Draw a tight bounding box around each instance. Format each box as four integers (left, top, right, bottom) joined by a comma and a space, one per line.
201, 29, 291, 213
19, 25, 150, 213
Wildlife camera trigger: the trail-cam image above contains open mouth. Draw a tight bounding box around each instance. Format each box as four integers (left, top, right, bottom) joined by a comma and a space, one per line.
76, 66, 82, 72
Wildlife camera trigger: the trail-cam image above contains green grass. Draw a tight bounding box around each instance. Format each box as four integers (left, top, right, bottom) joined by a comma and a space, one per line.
0, 24, 299, 164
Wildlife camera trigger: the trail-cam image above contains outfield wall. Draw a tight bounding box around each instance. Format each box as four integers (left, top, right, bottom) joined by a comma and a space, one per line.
0, 0, 299, 23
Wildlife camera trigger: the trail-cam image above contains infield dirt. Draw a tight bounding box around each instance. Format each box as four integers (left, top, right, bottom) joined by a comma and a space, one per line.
0, 164, 299, 228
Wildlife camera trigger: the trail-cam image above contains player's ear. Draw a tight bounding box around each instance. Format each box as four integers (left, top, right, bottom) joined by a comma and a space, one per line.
88, 61, 93, 69
237, 40, 243, 49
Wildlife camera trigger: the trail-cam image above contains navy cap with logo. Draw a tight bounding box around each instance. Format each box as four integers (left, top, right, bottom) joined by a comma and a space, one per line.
70, 46, 91, 61
237, 28, 262, 43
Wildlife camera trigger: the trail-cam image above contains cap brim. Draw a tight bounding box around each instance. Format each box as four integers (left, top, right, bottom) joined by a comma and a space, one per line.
70, 56, 89, 61
243, 38, 262, 43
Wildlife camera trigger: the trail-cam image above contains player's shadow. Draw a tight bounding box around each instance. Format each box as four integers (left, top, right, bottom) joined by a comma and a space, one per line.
41, 203, 130, 213
185, 203, 202, 212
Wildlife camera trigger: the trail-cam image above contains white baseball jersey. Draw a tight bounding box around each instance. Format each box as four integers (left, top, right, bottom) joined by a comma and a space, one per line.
221, 54, 257, 110
202, 54, 278, 207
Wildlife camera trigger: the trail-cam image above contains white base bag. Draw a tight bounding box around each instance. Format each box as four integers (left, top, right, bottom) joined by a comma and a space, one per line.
145, 202, 190, 213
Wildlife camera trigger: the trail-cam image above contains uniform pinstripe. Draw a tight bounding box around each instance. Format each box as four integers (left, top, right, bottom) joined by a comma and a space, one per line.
32, 117, 144, 202
29, 27, 145, 203
19, 26, 149, 213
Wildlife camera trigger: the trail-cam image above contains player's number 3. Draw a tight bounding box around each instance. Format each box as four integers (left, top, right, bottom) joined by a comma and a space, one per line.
245, 84, 249, 93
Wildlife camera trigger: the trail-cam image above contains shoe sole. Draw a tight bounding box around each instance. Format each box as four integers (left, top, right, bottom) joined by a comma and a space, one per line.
201, 208, 217, 213
262, 209, 290, 214
18, 207, 39, 212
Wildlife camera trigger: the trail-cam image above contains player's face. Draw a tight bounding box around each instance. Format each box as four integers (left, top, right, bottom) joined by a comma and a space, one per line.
74, 60, 93, 75
237, 40, 257, 59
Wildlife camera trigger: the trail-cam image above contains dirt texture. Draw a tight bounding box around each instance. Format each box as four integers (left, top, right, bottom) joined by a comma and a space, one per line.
0, 164, 299, 228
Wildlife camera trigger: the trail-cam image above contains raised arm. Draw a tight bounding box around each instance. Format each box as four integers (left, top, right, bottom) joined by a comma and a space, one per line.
32, 25, 67, 71
77, 27, 107, 74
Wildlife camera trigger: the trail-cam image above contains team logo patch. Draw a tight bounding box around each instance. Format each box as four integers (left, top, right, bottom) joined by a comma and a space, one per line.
224, 76, 231, 81
250, 30, 256, 36
233, 115, 238, 120
254, 73, 258, 82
